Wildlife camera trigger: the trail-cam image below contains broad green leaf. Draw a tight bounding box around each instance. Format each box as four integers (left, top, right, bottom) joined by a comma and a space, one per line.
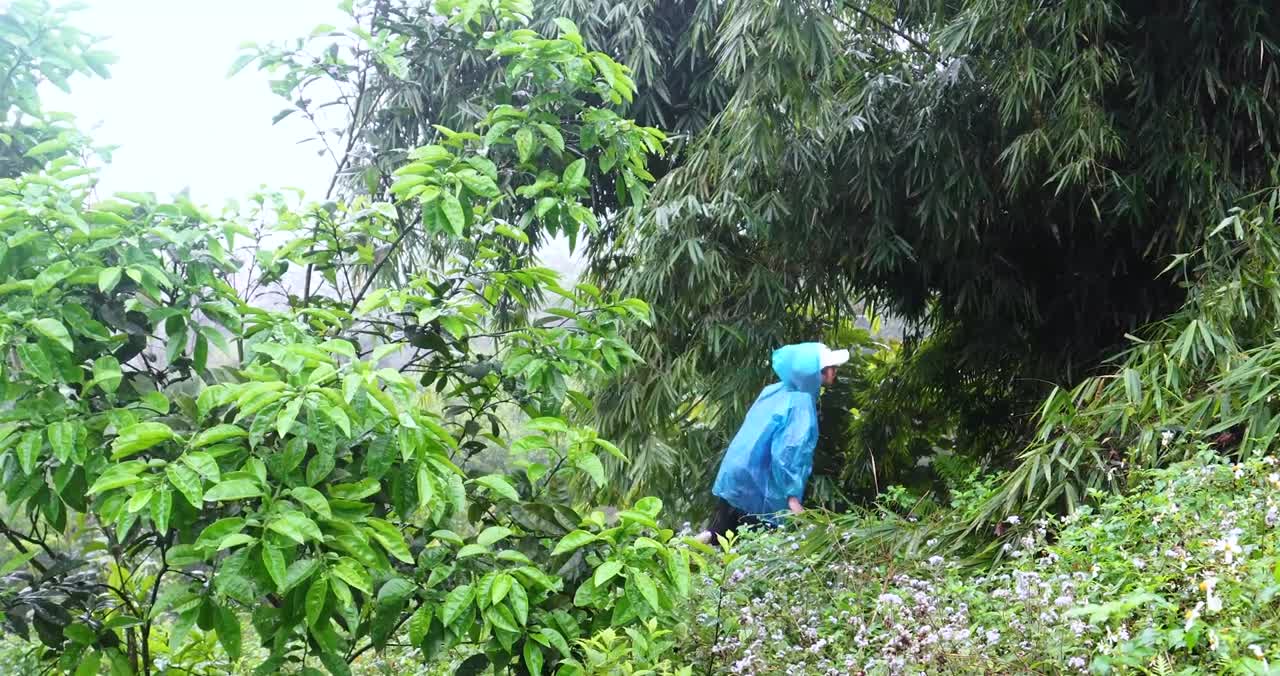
515, 127, 534, 163
215, 603, 242, 660
635, 496, 662, 517
180, 452, 221, 482
540, 626, 572, 658
476, 526, 512, 547
150, 490, 173, 533
330, 478, 380, 500
457, 544, 489, 559
616, 509, 657, 529
441, 191, 465, 235
282, 558, 321, 593
430, 529, 464, 546
32, 261, 73, 295
29, 318, 74, 352
440, 584, 473, 627
126, 487, 154, 513
534, 123, 565, 154
593, 560, 623, 587
306, 575, 329, 627
408, 605, 433, 647
16, 431, 41, 474
216, 534, 256, 551
190, 424, 247, 448
166, 464, 203, 507
493, 224, 529, 244
111, 422, 174, 459
276, 397, 304, 437
290, 487, 332, 519
262, 545, 287, 591
98, 267, 123, 293
267, 512, 323, 545
630, 569, 660, 611
485, 604, 519, 633
491, 573, 513, 605
195, 518, 245, 549
527, 417, 569, 433
93, 356, 122, 393
474, 474, 519, 501
364, 518, 413, 564
508, 578, 529, 626
668, 550, 690, 596
63, 622, 94, 645
574, 454, 606, 488
523, 638, 544, 676
416, 463, 435, 511
551, 530, 596, 556
203, 479, 263, 502
563, 158, 586, 188
332, 558, 371, 594
46, 421, 76, 463
88, 461, 147, 495
377, 577, 416, 607
16, 343, 54, 383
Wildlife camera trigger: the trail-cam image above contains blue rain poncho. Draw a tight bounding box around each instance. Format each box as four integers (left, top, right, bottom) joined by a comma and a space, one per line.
712, 342, 821, 520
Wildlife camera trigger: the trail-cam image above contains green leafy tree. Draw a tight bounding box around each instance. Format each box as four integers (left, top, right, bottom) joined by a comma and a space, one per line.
0, 3, 697, 674
582, 0, 1280, 515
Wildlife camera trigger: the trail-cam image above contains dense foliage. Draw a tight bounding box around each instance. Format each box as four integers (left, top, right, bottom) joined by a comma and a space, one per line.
10, 0, 1280, 674
0, 3, 700, 675
590, 0, 1280, 512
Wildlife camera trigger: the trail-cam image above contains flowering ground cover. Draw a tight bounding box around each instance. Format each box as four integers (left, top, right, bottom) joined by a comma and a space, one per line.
679, 449, 1280, 675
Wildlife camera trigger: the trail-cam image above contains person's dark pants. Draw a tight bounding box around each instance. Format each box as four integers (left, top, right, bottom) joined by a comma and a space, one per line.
705, 498, 769, 540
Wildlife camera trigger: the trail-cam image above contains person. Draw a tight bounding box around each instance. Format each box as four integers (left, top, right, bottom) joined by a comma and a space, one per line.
695, 342, 848, 544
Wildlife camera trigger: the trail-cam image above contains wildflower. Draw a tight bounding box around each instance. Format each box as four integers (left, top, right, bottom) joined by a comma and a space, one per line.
1209, 532, 1243, 564
1266, 456, 1278, 466
1132, 557, 1146, 570
1161, 429, 1174, 447
1270, 473, 1280, 489
1185, 601, 1203, 631
927, 555, 945, 567
985, 629, 1001, 644
1006, 515, 1021, 525
1250, 644, 1265, 658
1234, 464, 1245, 479
1268, 504, 1279, 528
877, 593, 903, 606
1067, 657, 1087, 669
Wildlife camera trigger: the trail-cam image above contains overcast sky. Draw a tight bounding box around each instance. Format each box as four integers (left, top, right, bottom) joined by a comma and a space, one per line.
43, 0, 346, 204
39, 0, 584, 275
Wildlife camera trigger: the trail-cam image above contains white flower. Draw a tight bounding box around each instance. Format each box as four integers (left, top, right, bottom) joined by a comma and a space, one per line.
927, 555, 945, 567
1161, 429, 1175, 447
1005, 515, 1021, 525
876, 593, 903, 606
1132, 557, 1146, 570
1250, 644, 1265, 658
1184, 602, 1202, 631
1234, 464, 1245, 479
1209, 533, 1243, 564
1270, 473, 1280, 489
1068, 656, 1087, 669
985, 629, 1001, 644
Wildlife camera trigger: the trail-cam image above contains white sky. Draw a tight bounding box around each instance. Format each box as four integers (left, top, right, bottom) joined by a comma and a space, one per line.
43, 0, 346, 204
39, 0, 584, 275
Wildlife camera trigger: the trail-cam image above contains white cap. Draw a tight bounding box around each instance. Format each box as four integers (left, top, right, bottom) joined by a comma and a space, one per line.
818, 344, 850, 369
